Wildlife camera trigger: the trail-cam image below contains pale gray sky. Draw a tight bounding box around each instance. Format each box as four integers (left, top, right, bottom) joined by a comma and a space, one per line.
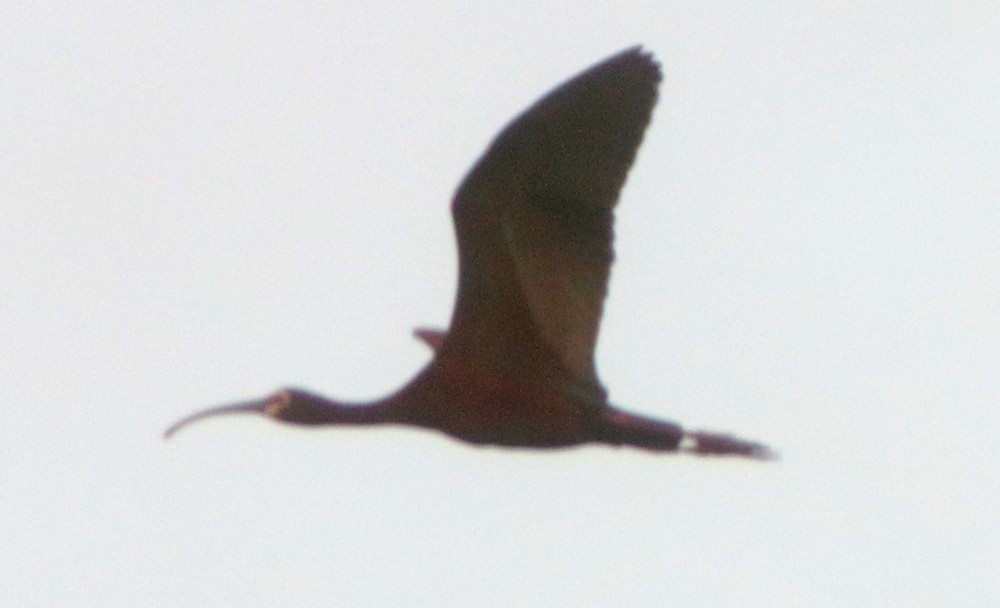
3, 3, 998, 607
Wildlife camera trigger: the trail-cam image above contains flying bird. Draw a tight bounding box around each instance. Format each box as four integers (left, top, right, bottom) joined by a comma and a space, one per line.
166, 47, 773, 459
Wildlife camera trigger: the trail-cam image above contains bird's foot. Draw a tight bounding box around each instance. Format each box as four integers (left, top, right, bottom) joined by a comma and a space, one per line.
681, 430, 777, 460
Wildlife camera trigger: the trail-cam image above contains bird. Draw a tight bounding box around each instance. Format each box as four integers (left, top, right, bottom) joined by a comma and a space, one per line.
165, 47, 773, 459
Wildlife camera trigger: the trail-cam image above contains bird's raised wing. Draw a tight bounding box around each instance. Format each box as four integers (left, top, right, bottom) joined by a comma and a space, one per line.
445, 47, 660, 390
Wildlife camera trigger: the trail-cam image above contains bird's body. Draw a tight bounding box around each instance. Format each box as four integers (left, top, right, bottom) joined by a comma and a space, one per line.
166, 47, 772, 459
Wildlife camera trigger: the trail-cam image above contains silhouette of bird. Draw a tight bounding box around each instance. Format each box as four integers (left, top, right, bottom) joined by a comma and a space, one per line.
165, 47, 773, 459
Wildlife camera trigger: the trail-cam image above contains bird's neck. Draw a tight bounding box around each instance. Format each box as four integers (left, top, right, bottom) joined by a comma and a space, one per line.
284, 388, 414, 426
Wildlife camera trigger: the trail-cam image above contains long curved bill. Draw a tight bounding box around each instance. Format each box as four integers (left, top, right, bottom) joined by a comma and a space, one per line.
163, 399, 267, 439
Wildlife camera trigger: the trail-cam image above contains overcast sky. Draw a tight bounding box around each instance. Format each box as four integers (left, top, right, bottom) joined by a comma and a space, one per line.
3, 3, 998, 607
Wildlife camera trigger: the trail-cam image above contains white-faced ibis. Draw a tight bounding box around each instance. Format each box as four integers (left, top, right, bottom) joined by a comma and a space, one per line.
166, 47, 773, 459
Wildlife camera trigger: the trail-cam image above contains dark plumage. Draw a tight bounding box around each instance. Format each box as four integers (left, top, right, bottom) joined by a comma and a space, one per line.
166, 47, 772, 460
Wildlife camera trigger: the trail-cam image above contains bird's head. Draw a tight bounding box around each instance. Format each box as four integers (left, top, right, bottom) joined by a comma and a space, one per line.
164, 388, 333, 438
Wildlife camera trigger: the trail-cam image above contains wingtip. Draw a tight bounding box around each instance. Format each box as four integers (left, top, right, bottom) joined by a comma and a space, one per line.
615, 44, 661, 74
